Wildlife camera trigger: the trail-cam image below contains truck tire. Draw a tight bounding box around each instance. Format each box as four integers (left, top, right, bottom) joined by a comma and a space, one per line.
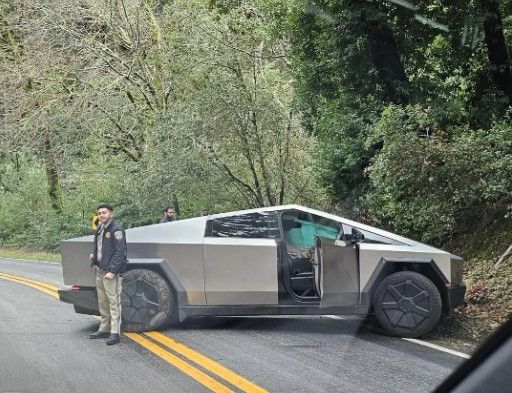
373, 271, 442, 338
121, 268, 175, 332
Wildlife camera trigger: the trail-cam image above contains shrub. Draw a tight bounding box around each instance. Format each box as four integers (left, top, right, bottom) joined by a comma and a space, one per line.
366, 105, 512, 245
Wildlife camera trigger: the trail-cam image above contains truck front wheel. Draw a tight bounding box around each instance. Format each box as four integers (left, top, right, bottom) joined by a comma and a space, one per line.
373, 271, 442, 338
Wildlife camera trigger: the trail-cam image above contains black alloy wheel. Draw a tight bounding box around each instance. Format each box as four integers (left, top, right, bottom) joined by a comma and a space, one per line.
121, 268, 175, 332
373, 271, 442, 338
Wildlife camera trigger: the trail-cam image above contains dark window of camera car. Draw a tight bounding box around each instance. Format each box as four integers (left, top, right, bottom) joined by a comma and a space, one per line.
207, 212, 280, 239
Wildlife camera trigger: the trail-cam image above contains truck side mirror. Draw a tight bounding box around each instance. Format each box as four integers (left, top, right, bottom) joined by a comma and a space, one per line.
351, 228, 365, 243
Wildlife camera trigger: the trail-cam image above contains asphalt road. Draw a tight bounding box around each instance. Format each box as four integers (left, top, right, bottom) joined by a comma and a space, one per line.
0, 258, 465, 393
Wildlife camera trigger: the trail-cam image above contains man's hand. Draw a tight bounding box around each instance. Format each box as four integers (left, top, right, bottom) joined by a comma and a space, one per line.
104, 272, 115, 280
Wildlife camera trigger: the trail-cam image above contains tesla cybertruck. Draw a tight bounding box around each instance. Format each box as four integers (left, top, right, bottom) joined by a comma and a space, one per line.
58, 205, 466, 338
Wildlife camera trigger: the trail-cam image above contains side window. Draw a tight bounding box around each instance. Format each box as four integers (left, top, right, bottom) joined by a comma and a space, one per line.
342, 224, 405, 245
282, 210, 342, 248
207, 212, 280, 239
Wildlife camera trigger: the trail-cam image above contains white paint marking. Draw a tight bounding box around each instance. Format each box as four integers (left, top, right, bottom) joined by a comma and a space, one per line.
0, 257, 59, 265
324, 315, 471, 359
402, 338, 471, 359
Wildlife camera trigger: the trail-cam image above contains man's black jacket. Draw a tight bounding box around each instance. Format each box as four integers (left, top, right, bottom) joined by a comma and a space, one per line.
91, 220, 127, 274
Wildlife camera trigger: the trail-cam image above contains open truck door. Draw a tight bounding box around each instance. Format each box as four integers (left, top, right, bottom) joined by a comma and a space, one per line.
313, 236, 360, 307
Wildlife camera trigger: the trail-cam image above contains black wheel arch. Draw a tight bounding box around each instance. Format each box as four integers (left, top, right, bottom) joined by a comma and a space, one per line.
362, 258, 450, 314
126, 258, 188, 321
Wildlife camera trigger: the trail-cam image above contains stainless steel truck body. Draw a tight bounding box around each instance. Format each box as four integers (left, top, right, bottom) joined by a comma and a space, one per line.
58, 205, 466, 337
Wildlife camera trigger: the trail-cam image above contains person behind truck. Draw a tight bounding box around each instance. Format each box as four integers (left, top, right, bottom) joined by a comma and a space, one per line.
159, 206, 175, 223
89, 203, 127, 345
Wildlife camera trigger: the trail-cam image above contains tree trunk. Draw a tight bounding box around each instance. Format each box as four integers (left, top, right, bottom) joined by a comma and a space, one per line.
480, 0, 512, 104
278, 111, 293, 205
43, 137, 63, 213
171, 192, 180, 217
363, 14, 409, 104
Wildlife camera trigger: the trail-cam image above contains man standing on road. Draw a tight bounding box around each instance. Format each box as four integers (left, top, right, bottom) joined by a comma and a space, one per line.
159, 206, 175, 223
89, 203, 127, 345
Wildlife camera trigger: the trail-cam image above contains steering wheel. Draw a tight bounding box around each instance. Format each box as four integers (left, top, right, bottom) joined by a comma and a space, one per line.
334, 225, 344, 242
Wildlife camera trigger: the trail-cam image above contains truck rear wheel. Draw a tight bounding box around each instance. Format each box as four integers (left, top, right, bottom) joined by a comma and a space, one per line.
373, 271, 442, 338
121, 268, 175, 332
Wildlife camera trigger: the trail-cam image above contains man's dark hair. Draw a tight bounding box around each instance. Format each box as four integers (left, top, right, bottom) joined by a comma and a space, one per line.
97, 203, 114, 212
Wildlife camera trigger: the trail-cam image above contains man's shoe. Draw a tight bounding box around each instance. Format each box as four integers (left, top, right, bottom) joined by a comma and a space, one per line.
90, 331, 110, 339
106, 333, 120, 345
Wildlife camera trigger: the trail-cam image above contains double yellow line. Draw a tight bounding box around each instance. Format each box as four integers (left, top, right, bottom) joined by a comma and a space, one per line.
0, 272, 268, 393
0, 272, 59, 299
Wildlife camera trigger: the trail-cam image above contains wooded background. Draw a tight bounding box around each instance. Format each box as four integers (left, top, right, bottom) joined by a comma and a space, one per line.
1, 0, 511, 256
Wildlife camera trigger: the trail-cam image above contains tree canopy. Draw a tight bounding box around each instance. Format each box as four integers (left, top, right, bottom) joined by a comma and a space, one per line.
0, 0, 511, 250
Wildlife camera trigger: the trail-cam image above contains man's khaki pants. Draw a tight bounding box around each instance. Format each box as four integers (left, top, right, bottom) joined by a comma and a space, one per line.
95, 269, 123, 334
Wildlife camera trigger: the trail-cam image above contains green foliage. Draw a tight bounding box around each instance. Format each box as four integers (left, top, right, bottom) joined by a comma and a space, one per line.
287, 0, 512, 251
1, 0, 511, 258
0, 160, 89, 249
312, 102, 376, 218
0, 247, 60, 262
366, 105, 512, 244
0, 0, 325, 250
